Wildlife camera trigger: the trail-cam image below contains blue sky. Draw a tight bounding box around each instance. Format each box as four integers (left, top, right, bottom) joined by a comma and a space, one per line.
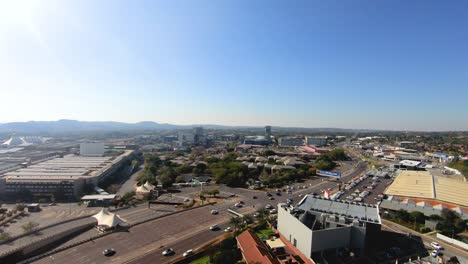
0, 0, 467, 131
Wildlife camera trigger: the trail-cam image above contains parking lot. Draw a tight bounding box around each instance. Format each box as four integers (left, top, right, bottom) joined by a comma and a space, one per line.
331, 173, 394, 204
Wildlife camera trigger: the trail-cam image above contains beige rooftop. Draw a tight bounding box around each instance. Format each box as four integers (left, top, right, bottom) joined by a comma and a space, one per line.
385, 170, 468, 207
385, 171, 434, 199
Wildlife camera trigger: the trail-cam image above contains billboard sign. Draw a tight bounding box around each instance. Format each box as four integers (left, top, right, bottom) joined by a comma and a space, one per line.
316, 170, 341, 178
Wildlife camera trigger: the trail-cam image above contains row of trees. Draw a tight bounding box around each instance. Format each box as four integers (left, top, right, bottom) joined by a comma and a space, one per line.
393, 209, 466, 236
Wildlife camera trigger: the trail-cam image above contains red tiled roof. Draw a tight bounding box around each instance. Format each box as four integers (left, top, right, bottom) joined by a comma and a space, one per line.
237, 230, 279, 264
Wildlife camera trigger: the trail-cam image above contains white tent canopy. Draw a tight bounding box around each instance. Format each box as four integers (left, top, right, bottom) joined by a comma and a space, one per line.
92, 208, 125, 228
143, 181, 155, 190
136, 184, 151, 193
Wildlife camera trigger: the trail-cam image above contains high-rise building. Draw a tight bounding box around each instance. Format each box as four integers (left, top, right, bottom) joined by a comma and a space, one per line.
265, 126, 272, 139
193, 127, 204, 144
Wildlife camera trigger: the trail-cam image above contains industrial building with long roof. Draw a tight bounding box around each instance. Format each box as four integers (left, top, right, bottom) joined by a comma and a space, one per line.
0, 150, 134, 199
382, 170, 468, 219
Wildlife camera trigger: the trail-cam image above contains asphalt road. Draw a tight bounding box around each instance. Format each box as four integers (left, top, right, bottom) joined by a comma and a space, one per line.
382, 219, 468, 263
34, 203, 237, 264
32, 161, 369, 264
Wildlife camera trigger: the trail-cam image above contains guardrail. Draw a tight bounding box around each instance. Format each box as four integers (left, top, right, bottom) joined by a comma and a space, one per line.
227, 209, 244, 218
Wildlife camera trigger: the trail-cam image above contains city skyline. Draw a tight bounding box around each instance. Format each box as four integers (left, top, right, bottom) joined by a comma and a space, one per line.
1, 0, 467, 131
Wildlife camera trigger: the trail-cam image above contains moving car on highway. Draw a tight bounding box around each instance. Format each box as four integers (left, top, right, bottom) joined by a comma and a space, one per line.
183, 249, 194, 257
102, 248, 116, 257
431, 242, 443, 250
162, 248, 175, 256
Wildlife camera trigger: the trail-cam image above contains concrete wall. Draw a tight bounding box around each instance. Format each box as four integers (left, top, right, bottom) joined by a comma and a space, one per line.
436, 233, 468, 250
22, 223, 93, 255
311, 226, 351, 252
277, 206, 313, 259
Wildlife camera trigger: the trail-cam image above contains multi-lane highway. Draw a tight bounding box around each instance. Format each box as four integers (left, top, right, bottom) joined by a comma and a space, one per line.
32, 161, 368, 264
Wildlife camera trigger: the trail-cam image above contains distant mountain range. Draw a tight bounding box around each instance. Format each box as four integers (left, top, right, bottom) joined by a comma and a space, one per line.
0, 119, 378, 134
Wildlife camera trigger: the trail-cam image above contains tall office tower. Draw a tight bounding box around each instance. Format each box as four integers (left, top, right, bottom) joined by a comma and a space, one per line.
265, 126, 272, 139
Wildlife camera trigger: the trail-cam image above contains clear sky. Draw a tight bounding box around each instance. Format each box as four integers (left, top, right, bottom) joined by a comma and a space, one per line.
0, 0, 467, 131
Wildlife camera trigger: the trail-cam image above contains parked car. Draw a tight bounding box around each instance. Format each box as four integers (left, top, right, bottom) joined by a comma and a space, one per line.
211, 209, 219, 215
269, 197, 275, 200
162, 248, 175, 256
102, 248, 116, 257
209, 225, 219, 231
183, 249, 194, 257
224, 227, 232, 232
269, 209, 277, 214
184, 198, 190, 202
234, 203, 242, 208
265, 204, 273, 209
431, 250, 439, 257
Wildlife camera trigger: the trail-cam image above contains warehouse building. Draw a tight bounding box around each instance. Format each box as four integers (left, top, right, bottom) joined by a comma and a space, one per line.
381, 170, 468, 219
0, 150, 133, 200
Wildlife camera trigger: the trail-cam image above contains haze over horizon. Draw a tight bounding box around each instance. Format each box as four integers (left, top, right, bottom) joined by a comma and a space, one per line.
1, 0, 467, 131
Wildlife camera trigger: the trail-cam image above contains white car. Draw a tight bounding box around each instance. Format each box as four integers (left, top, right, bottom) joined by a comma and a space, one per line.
269, 209, 277, 214
265, 204, 273, 209
234, 203, 242, 208
183, 249, 193, 257
162, 248, 174, 256
431, 250, 439, 258
431, 242, 443, 250
211, 209, 219, 215
224, 227, 232, 232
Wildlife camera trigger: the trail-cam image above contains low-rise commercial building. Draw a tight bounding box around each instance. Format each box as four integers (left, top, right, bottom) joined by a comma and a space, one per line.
244, 136, 271, 146
277, 195, 381, 262
381, 170, 468, 219
0, 150, 133, 199
279, 137, 304, 147
305, 137, 327, 147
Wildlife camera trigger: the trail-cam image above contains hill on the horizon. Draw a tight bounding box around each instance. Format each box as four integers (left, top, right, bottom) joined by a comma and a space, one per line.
0, 119, 369, 134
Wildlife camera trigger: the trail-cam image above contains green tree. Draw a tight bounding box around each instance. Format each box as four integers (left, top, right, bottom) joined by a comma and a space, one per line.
159, 174, 174, 188
21, 221, 39, 233
409, 211, 426, 224
229, 216, 241, 232
0, 232, 11, 241
175, 175, 186, 183
15, 204, 26, 212
395, 209, 410, 222
121, 191, 135, 202
206, 188, 220, 197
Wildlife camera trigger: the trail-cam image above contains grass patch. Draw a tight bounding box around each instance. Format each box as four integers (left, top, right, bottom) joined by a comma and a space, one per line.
256, 228, 275, 239
190, 255, 211, 264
